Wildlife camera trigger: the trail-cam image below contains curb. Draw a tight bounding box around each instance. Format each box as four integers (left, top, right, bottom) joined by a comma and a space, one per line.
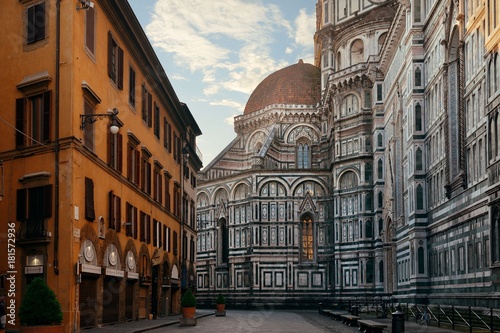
133, 312, 215, 333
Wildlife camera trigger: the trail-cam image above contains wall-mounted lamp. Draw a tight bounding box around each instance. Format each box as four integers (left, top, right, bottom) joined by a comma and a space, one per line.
76, 0, 94, 11
80, 108, 121, 134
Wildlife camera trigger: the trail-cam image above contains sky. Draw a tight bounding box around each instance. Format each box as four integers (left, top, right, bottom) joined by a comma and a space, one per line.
127, 0, 317, 168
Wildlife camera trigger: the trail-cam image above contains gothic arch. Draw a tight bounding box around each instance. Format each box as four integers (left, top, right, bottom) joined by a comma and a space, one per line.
336, 168, 360, 189
246, 130, 268, 153
196, 192, 210, 208
350, 38, 365, 65
339, 170, 359, 189
258, 179, 289, 197
212, 187, 230, 206
231, 181, 251, 200
285, 124, 321, 144
292, 179, 326, 197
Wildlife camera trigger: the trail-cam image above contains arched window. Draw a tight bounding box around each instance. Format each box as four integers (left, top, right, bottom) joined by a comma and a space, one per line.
418, 246, 425, 274
350, 39, 364, 65
378, 191, 383, 208
365, 219, 373, 239
337, 51, 342, 70
297, 142, 310, 169
366, 258, 374, 283
341, 94, 359, 117
416, 185, 424, 210
365, 193, 372, 212
377, 133, 383, 147
414, 0, 421, 22
301, 215, 314, 261
220, 218, 229, 264
448, 27, 462, 181
415, 67, 422, 86
492, 205, 500, 263
494, 53, 498, 93
378, 159, 383, 179
378, 33, 387, 54
416, 147, 423, 170
379, 260, 384, 282
415, 103, 422, 131
366, 138, 371, 152
365, 162, 372, 182
378, 218, 383, 235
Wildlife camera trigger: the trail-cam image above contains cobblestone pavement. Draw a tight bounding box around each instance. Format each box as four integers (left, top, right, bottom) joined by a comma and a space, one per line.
82, 309, 461, 333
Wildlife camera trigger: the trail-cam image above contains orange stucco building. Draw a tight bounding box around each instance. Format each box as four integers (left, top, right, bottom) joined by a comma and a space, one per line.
0, 1, 202, 332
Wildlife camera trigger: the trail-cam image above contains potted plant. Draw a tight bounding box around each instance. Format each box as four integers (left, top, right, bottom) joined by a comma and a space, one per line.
180, 289, 196, 318
216, 293, 225, 312
19, 277, 64, 333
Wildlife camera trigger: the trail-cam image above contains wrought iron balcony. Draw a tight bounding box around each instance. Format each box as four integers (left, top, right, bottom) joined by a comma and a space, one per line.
16, 218, 51, 245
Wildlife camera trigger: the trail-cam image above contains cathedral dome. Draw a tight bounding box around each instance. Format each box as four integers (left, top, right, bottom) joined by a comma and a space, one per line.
243, 59, 321, 115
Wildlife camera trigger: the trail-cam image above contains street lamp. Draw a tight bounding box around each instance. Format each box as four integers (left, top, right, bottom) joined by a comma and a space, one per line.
80, 108, 121, 134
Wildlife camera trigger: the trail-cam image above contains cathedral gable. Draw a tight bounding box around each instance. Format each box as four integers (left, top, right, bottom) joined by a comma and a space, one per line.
298, 192, 317, 214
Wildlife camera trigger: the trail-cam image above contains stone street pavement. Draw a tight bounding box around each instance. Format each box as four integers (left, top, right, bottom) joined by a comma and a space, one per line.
82, 309, 461, 333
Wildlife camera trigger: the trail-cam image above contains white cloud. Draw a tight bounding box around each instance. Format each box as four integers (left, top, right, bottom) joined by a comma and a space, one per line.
224, 114, 238, 126
285, 47, 293, 54
294, 8, 315, 47
145, 0, 298, 100
171, 74, 188, 81
210, 99, 244, 111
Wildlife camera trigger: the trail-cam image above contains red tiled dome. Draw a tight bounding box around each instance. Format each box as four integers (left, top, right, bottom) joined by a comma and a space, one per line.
243, 60, 321, 115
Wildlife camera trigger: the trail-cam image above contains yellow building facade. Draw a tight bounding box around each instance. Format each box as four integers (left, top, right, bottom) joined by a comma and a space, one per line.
0, 0, 202, 332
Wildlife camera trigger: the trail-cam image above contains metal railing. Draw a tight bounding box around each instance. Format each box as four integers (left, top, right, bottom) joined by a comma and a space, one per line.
320, 298, 500, 333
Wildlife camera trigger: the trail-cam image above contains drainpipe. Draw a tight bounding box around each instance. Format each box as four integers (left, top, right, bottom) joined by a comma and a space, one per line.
53, 0, 61, 275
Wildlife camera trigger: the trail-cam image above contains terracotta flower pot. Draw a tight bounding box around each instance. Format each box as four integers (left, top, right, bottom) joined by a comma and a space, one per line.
216, 304, 225, 312
20, 324, 64, 333
182, 307, 196, 318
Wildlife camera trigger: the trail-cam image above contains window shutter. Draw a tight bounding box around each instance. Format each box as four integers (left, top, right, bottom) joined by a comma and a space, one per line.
16, 98, 25, 147
127, 142, 132, 180
117, 133, 123, 173
108, 191, 114, 229
85, 7, 95, 53
42, 185, 52, 218
142, 84, 147, 123
42, 91, 51, 142
140, 158, 145, 190
147, 93, 152, 128
35, 3, 45, 42
133, 207, 138, 239
135, 150, 140, 186
117, 47, 124, 89
147, 216, 151, 244
126, 202, 132, 236
85, 177, 95, 221
116, 196, 121, 232
16, 189, 27, 222
107, 31, 113, 79
163, 117, 168, 148
153, 219, 158, 247
27, 6, 36, 44
140, 212, 145, 242
107, 131, 112, 166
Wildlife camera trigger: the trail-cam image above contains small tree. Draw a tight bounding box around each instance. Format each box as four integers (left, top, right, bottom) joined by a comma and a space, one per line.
216, 294, 225, 304
19, 277, 63, 326
181, 289, 196, 308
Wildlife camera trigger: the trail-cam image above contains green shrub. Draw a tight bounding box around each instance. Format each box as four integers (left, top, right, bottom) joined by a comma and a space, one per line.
216, 293, 225, 304
19, 277, 63, 326
181, 289, 196, 308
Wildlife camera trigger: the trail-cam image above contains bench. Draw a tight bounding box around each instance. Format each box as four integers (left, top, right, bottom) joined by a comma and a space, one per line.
341, 314, 361, 326
357, 319, 387, 333
330, 312, 345, 321
320, 309, 334, 317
